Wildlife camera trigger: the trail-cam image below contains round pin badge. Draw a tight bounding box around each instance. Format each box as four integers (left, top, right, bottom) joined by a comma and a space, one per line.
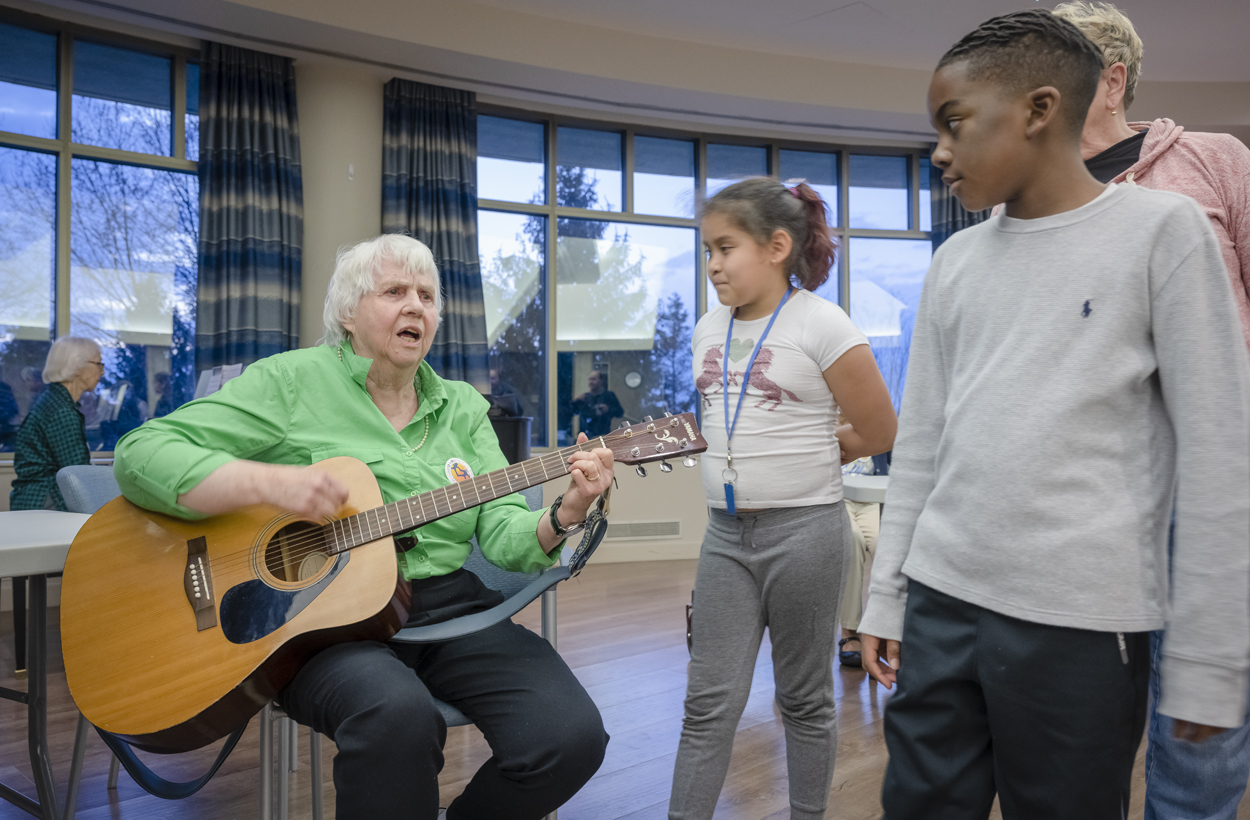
445, 458, 475, 483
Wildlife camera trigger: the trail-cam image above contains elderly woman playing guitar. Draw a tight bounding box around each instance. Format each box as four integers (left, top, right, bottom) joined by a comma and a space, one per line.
112, 234, 613, 820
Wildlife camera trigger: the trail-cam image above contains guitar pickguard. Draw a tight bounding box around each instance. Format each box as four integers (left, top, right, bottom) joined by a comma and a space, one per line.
218, 553, 351, 644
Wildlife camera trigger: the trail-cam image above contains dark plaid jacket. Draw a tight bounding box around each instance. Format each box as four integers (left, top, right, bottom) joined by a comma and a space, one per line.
10, 383, 90, 511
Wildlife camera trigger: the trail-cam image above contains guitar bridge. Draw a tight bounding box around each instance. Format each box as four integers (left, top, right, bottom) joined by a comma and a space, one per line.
184, 536, 218, 631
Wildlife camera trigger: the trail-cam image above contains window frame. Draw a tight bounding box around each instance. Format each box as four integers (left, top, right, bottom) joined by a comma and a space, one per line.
478, 104, 931, 450
0, 7, 199, 459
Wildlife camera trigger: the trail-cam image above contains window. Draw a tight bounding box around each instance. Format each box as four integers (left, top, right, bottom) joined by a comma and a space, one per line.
556, 127, 622, 212
0, 14, 198, 452
633, 136, 694, 219
848, 238, 932, 412
706, 143, 767, 197
849, 154, 910, 230
0, 22, 57, 140
478, 115, 545, 205
477, 111, 932, 448
779, 148, 839, 225
480, 210, 547, 440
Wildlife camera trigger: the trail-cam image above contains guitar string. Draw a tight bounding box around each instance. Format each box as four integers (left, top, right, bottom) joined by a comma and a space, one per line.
200, 443, 592, 575
227, 420, 696, 574
199, 419, 696, 575
196, 425, 691, 575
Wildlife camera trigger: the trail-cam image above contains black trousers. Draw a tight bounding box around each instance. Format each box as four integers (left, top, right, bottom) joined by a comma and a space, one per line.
277, 569, 608, 820
882, 582, 1149, 820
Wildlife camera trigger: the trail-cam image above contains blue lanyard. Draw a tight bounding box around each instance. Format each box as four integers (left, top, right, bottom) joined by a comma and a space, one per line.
723, 288, 793, 449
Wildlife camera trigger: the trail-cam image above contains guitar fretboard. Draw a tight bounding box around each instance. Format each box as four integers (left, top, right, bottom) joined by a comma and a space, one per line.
323, 436, 607, 554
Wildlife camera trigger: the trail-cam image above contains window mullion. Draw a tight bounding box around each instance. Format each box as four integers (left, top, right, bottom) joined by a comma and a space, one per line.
55, 29, 73, 339
910, 152, 921, 232
545, 116, 558, 453
697, 137, 708, 317
839, 151, 851, 312
623, 127, 634, 214
173, 55, 186, 161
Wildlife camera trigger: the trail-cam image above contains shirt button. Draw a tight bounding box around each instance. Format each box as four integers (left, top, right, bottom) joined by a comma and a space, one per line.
417, 554, 427, 562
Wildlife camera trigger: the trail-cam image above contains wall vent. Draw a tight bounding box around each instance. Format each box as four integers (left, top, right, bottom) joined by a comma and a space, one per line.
603, 520, 682, 540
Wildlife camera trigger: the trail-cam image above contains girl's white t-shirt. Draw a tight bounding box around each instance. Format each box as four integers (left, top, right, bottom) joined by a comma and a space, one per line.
692, 289, 868, 509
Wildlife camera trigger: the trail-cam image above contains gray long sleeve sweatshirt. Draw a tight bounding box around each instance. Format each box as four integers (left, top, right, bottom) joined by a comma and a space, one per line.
858, 184, 1250, 728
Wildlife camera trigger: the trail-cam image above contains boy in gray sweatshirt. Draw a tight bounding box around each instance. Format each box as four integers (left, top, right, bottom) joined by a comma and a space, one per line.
858, 10, 1250, 819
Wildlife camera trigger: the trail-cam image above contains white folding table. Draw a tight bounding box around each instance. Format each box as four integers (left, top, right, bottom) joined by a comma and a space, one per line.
0, 510, 90, 820
843, 473, 889, 504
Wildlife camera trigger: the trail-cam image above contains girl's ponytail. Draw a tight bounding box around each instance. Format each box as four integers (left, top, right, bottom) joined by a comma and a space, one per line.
702, 178, 837, 292
789, 183, 835, 291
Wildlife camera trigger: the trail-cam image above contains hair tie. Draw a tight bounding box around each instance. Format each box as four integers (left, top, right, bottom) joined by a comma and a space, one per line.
788, 186, 801, 198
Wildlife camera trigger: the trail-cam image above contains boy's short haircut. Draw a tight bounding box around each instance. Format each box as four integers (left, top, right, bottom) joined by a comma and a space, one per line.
937, 9, 1106, 138
1052, 1, 1144, 109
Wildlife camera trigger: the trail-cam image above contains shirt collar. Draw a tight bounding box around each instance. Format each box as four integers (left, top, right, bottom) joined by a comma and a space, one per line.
48, 382, 74, 405
336, 339, 448, 420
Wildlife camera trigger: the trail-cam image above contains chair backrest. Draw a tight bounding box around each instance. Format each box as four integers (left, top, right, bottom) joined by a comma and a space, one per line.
56, 465, 123, 514
463, 485, 547, 598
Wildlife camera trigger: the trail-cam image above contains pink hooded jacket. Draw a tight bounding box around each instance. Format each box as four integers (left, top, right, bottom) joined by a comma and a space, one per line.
1118, 119, 1250, 350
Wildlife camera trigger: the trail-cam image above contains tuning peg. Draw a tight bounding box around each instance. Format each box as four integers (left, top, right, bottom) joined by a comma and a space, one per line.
659, 460, 673, 473
619, 421, 629, 429
663, 411, 672, 417
683, 456, 698, 468
643, 415, 653, 422
635, 465, 647, 478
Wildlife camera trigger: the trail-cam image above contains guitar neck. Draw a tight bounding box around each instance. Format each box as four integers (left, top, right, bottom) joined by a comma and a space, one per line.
324, 437, 606, 554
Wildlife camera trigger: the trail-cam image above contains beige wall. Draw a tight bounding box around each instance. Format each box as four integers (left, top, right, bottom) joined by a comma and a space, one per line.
541, 460, 708, 564
295, 59, 387, 348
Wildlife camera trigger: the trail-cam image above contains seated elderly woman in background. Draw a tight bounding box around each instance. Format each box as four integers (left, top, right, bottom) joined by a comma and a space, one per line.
9, 336, 102, 511
113, 234, 612, 820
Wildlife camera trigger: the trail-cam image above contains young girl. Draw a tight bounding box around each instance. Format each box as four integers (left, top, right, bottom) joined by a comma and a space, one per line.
670, 178, 897, 820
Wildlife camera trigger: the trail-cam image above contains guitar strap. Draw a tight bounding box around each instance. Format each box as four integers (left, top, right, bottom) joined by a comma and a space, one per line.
568, 484, 611, 576
94, 721, 248, 800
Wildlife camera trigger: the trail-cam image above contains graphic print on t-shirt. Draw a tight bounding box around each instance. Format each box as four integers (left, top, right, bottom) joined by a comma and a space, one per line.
696, 343, 802, 411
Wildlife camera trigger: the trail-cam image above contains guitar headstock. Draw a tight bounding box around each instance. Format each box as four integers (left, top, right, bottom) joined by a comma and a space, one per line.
600, 412, 708, 475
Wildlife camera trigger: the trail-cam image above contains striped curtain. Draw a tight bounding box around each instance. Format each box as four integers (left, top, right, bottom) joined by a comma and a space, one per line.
382, 79, 489, 391
929, 158, 989, 250
196, 42, 303, 371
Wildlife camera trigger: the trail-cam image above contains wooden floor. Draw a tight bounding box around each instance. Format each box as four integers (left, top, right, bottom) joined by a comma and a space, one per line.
0, 560, 1247, 819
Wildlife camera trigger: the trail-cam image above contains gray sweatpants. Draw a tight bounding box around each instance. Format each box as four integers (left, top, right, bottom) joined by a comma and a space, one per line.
669, 503, 850, 820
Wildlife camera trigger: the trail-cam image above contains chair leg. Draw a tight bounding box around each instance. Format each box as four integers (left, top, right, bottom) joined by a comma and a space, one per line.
309, 729, 324, 820
107, 755, 120, 790
277, 715, 291, 820
541, 588, 558, 650
13, 577, 26, 678
64, 713, 91, 820
259, 703, 274, 820
287, 717, 299, 772
540, 589, 558, 820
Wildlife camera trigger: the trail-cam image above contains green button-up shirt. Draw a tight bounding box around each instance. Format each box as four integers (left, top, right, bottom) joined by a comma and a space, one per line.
113, 341, 556, 580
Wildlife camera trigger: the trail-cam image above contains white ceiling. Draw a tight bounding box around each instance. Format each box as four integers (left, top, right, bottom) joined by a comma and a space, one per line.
470, 0, 1250, 82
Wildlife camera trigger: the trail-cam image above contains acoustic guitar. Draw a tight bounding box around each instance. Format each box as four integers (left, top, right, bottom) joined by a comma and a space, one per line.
60, 413, 707, 754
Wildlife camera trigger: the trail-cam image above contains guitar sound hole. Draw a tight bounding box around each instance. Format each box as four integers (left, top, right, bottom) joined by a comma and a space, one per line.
264, 522, 330, 583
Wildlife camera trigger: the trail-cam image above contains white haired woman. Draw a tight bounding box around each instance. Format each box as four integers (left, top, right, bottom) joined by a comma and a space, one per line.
1055, 4, 1250, 819
9, 337, 102, 511
113, 234, 611, 820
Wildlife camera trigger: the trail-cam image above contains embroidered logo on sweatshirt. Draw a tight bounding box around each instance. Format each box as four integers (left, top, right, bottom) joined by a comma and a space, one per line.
1082, 299, 1093, 318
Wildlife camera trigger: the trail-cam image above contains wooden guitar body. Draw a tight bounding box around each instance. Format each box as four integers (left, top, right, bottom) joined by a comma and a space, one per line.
60, 457, 410, 753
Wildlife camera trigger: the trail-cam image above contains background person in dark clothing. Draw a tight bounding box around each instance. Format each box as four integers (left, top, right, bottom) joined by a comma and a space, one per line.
10, 337, 100, 511
570, 370, 623, 437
